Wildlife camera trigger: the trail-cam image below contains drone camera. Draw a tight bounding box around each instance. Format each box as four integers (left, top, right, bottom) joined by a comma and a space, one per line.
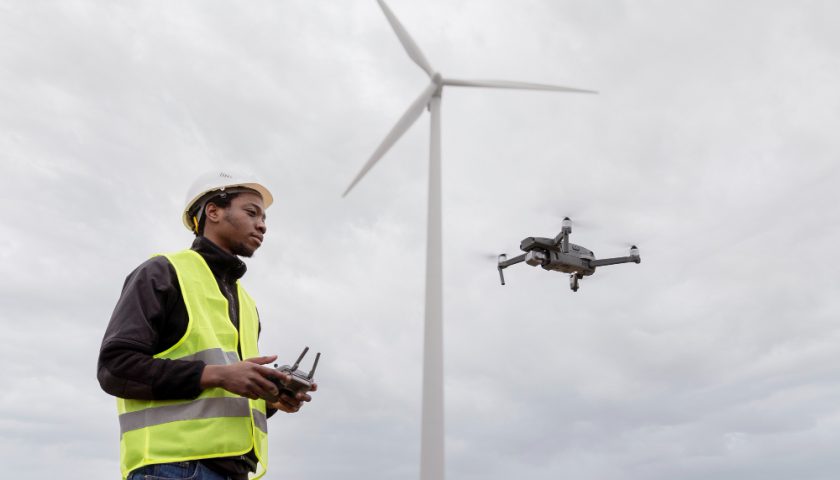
525, 250, 547, 267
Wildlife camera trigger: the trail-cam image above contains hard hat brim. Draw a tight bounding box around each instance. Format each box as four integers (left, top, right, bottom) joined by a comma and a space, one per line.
182, 182, 274, 232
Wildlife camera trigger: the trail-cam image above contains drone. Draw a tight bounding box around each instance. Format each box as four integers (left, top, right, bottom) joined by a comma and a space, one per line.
497, 217, 640, 292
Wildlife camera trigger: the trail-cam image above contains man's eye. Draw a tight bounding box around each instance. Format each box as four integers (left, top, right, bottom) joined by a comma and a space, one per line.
246, 210, 256, 217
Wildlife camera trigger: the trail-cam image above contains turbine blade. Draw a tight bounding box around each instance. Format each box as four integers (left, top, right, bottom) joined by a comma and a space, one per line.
443, 78, 597, 94
343, 82, 439, 197
377, 0, 435, 77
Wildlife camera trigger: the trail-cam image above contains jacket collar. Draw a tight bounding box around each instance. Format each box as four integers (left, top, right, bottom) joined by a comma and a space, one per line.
191, 236, 247, 281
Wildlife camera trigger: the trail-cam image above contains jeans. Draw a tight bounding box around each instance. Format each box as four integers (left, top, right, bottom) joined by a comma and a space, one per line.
127, 461, 233, 480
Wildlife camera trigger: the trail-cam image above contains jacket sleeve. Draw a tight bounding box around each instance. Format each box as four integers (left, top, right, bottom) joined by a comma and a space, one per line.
97, 257, 206, 400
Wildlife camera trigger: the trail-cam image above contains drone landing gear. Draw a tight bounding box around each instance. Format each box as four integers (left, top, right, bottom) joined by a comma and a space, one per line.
569, 273, 582, 292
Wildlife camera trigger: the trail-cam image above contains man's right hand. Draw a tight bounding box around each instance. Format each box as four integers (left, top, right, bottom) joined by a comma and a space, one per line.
199, 355, 291, 401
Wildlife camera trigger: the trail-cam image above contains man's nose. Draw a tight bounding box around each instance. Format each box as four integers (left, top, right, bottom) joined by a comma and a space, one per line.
256, 217, 267, 234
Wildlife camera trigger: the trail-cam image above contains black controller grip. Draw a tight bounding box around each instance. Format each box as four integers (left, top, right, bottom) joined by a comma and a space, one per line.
271, 367, 314, 399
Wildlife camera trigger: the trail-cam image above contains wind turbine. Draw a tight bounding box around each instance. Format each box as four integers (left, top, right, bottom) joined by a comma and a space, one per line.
343, 1, 596, 479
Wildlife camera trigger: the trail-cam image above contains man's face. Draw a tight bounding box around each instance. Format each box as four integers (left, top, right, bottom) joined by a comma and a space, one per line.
213, 192, 267, 257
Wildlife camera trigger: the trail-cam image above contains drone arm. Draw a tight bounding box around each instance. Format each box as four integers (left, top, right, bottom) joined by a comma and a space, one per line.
497, 253, 527, 285
499, 253, 527, 269
551, 232, 571, 252
589, 255, 641, 268
553, 218, 572, 252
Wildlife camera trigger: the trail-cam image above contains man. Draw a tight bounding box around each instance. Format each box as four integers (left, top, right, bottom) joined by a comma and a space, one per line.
98, 170, 315, 480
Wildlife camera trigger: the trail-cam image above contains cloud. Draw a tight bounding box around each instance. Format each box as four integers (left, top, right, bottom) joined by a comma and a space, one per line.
2, 1, 839, 479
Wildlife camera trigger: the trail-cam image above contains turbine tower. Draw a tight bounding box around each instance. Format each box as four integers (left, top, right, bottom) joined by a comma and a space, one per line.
343, 2, 596, 479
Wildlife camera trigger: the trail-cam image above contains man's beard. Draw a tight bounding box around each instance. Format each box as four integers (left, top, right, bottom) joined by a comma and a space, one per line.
231, 242, 256, 258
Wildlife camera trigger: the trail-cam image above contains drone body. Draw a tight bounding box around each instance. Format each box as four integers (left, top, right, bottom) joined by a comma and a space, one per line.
497, 217, 640, 291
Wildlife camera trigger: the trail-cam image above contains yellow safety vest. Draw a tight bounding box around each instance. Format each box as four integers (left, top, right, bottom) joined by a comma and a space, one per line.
117, 249, 269, 479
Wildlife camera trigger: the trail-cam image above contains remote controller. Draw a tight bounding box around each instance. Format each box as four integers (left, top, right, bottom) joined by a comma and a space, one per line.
271, 347, 320, 399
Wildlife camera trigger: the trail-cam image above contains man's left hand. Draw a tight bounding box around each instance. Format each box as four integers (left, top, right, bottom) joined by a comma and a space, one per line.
268, 383, 318, 413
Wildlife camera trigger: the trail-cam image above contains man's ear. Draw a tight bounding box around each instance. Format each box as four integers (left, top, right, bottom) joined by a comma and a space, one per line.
204, 202, 221, 225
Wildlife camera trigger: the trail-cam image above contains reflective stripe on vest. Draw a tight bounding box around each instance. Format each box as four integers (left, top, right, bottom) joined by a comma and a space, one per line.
116, 249, 268, 479
119, 396, 268, 434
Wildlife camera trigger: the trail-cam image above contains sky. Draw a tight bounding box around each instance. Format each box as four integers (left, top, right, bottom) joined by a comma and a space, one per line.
1, 0, 839, 479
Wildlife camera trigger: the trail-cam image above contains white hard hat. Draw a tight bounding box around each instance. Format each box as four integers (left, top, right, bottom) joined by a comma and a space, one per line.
182, 169, 274, 232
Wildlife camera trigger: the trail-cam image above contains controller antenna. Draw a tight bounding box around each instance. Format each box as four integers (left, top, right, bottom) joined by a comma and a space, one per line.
307, 352, 321, 380
290, 347, 309, 373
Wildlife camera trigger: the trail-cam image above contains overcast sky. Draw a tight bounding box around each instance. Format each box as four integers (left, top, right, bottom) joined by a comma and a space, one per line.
1, 1, 839, 479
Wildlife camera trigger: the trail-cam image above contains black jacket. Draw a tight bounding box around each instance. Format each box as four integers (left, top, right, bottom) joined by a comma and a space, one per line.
98, 236, 263, 478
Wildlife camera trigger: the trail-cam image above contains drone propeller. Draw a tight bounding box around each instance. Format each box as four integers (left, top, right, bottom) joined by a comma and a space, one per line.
554, 215, 600, 231
479, 243, 519, 262
604, 240, 643, 254
604, 240, 638, 248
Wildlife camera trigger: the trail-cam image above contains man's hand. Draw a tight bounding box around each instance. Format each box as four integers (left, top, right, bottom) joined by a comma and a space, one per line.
268, 382, 317, 413
200, 355, 291, 401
